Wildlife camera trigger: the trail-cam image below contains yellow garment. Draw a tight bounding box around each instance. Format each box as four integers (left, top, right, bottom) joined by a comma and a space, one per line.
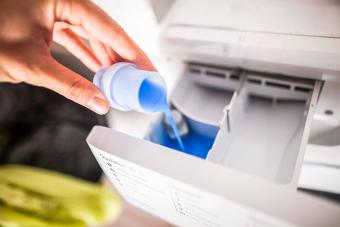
0, 165, 122, 227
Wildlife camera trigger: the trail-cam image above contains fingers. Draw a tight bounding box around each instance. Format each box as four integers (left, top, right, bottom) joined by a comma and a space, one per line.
54, 22, 121, 69
53, 27, 102, 71
89, 38, 114, 67
32, 56, 109, 115
68, 24, 123, 66
104, 43, 124, 63
55, 0, 156, 71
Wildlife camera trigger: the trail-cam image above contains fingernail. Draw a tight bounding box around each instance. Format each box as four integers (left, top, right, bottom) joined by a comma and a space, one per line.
86, 96, 110, 115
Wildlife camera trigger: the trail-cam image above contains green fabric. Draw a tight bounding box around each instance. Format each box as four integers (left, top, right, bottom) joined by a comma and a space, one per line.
0, 165, 122, 227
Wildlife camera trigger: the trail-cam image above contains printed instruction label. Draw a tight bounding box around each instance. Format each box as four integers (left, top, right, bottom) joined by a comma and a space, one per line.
92, 147, 296, 227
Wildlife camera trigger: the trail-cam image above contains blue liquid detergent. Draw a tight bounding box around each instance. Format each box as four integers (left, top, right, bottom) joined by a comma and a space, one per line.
162, 107, 186, 151
147, 113, 216, 159
139, 79, 185, 151
159, 129, 214, 159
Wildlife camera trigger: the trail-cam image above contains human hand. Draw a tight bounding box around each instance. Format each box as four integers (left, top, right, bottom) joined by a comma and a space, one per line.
0, 0, 155, 114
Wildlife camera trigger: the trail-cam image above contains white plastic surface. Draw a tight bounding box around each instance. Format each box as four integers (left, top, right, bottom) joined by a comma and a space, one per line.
171, 73, 235, 126
160, 0, 340, 79
87, 126, 340, 227
163, 0, 340, 38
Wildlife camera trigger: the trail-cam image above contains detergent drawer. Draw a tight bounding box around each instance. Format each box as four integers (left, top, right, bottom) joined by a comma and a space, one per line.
87, 126, 340, 227
147, 64, 321, 186
203, 70, 322, 186
86, 65, 332, 227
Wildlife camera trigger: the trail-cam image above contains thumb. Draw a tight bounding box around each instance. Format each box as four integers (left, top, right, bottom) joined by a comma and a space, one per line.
33, 57, 109, 115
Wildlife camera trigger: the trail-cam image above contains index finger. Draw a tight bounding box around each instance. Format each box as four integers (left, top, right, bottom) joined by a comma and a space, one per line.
54, 0, 155, 71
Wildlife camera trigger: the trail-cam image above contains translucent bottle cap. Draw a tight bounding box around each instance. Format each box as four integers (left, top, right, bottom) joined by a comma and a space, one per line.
93, 62, 167, 113
93, 63, 131, 111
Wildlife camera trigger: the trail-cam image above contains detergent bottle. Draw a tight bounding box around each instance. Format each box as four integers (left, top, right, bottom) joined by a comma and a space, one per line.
93, 62, 185, 151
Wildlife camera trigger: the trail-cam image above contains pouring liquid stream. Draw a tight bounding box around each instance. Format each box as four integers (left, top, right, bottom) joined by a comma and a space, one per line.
139, 78, 185, 151
163, 107, 186, 151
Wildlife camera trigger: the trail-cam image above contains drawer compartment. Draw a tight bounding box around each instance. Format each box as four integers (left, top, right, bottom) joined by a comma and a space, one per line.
207, 72, 321, 185
147, 65, 321, 185
147, 66, 242, 158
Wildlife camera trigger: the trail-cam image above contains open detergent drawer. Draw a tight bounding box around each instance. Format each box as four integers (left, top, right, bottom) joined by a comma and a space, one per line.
149, 64, 319, 186
205, 70, 321, 186
87, 65, 340, 227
